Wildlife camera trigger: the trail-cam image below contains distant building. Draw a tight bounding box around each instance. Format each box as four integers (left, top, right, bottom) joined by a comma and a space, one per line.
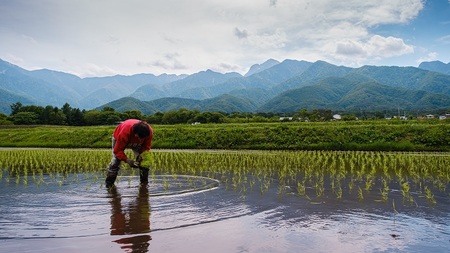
426, 114, 435, 119
333, 114, 341, 120
439, 114, 450, 120
393, 116, 407, 120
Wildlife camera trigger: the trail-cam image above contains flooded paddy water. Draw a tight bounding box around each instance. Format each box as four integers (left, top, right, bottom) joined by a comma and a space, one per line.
0, 149, 449, 252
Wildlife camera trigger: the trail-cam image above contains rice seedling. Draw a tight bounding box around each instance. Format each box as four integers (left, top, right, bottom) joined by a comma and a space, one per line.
424, 186, 437, 205
379, 178, 389, 202
358, 186, 364, 201
0, 149, 449, 206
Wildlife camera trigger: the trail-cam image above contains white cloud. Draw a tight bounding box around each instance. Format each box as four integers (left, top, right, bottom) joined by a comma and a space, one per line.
416, 52, 438, 63
336, 41, 367, 58
78, 63, 118, 78
138, 53, 188, 71
334, 35, 414, 64
367, 35, 414, 57
239, 29, 288, 49
438, 35, 450, 44
0, 0, 428, 76
3, 54, 25, 66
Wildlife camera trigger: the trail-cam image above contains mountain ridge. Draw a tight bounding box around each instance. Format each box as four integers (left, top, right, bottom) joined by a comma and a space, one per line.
1, 58, 449, 115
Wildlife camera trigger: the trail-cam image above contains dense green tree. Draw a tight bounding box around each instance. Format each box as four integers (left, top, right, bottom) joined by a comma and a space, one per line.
146, 112, 164, 124
61, 103, 86, 126
193, 113, 208, 123
40, 106, 66, 125
71, 108, 86, 126
102, 107, 115, 112
161, 110, 181, 124
210, 112, 226, 123
161, 108, 197, 124
0, 113, 13, 125
83, 110, 102, 125
0, 113, 7, 120
295, 109, 309, 121
11, 112, 38, 125
193, 112, 224, 123
10, 102, 22, 115
248, 116, 270, 123
123, 110, 143, 120
97, 111, 122, 125
342, 115, 357, 121
62, 103, 74, 125
20, 105, 45, 123
293, 109, 332, 122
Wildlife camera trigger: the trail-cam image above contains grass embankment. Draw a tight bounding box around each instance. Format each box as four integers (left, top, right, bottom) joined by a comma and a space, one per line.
0, 121, 449, 151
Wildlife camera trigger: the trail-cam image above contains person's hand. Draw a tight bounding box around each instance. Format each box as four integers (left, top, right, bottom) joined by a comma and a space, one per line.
127, 159, 139, 168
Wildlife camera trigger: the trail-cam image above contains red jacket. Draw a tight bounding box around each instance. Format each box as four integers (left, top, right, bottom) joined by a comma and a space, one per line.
113, 119, 153, 161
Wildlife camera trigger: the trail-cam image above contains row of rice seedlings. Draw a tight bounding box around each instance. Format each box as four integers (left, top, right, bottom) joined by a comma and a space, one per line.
0, 149, 111, 187
146, 150, 449, 205
1, 149, 449, 206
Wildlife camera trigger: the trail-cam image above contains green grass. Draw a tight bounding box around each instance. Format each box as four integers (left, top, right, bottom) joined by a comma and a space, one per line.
0, 120, 449, 151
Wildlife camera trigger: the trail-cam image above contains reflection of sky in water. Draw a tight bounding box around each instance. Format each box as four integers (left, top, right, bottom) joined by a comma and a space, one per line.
255, 209, 437, 252
0, 174, 449, 253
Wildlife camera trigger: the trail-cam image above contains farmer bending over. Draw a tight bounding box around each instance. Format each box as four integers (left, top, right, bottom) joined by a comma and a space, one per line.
105, 119, 153, 188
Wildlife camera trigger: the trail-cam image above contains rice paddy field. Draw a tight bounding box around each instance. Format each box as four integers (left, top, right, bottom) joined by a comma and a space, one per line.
0, 148, 449, 252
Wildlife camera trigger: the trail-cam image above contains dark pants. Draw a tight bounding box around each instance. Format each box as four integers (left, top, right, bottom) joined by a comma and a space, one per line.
107, 137, 141, 174
106, 137, 147, 187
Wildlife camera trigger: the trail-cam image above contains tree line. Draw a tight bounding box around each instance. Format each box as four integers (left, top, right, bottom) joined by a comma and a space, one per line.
4, 102, 443, 126
0, 102, 351, 126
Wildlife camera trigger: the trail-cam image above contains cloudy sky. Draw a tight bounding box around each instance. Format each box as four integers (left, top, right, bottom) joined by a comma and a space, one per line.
0, 0, 449, 77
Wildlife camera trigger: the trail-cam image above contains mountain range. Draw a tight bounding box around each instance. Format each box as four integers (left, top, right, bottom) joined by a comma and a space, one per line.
1, 58, 449, 115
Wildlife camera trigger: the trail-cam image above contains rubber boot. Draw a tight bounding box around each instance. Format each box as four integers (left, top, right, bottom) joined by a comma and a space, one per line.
105, 171, 117, 188
140, 168, 149, 185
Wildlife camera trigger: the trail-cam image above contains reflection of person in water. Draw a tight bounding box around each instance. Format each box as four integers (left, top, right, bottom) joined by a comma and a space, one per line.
109, 185, 151, 252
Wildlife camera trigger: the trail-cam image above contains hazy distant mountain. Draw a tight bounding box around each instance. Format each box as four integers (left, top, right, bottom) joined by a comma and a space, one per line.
130, 69, 242, 100
130, 83, 165, 101
99, 94, 258, 114
98, 97, 159, 114
350, 65, 450, 95
183, 59, 313, 101
0, 59, 81, 108
163, 69, 241, 93
419, 61, 450, 75
259, 76, 450, 112
245, 59, 280, 77
2, 57, 450, 115
274, 60, 352, 94
29, 69, 84, 95
199, 94, 258, 112
77, 73, 185, 108
0, 88, 37, 114
0, 58, 185, 113
228, 88, 274, 107
103, 72, 450, 114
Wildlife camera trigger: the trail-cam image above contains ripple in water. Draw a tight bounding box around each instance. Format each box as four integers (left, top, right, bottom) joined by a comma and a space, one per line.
1, 173, 450, 253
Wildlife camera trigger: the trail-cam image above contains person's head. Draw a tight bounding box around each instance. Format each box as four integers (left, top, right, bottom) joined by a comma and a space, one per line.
133, 121, 151, 138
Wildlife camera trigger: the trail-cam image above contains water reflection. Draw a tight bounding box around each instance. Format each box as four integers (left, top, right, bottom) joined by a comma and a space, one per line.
0, 172, 449, 252
109, 185, 152, 253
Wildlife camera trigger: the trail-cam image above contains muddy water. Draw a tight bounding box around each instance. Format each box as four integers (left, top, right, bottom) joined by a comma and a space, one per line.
1, 174, 449, 253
